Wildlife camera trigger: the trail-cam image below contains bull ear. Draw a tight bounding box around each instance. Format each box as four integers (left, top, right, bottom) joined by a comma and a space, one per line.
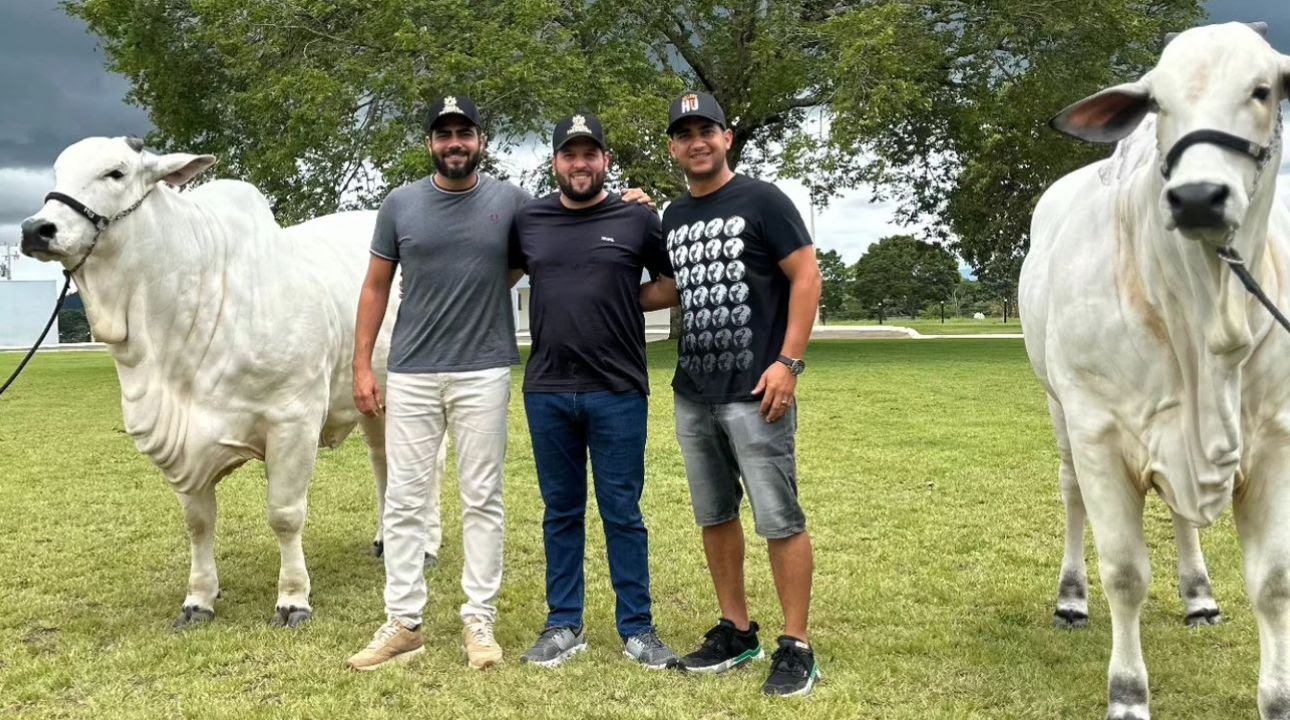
1246, 22, 1269, 38
149, 153, 217, 186
1049, 81, 1153, 144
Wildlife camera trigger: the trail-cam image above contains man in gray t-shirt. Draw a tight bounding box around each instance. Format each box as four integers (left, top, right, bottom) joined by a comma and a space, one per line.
348, 95, 528, 672
371, 173, 526, 372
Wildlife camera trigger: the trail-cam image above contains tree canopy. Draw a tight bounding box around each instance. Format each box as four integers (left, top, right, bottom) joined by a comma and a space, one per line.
851, 234, 960, 318
70, 0, 1203, 282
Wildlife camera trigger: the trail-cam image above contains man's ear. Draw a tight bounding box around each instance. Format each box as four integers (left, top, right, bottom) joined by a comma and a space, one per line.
1049, 81, 1153, 144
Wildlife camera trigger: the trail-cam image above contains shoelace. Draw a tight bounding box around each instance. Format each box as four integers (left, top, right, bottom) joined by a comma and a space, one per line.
699, 625, 732, 655
769, 645, 808, 676
365, 621, 402, 651
633, 633, 665, 650
537, 626, 569, 644
468, 622, 496, 646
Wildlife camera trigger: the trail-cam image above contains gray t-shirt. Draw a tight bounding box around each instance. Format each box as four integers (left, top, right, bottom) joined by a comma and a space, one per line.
371, 174, 530, 373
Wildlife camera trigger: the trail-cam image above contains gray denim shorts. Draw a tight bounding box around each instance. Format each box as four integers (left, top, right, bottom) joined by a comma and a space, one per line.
673, 393, 806, 539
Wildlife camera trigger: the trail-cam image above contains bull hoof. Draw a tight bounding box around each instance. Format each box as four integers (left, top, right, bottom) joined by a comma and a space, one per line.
425, 553, 438, 569
271, 605, 313, 629
1184, 608, 1222, 627
372, 540, 384, 558
173, 605, 215, 630
1053, 608, 1089, 629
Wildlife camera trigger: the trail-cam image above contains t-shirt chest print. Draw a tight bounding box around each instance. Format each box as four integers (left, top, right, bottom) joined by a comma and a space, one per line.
667, 214, 754, 375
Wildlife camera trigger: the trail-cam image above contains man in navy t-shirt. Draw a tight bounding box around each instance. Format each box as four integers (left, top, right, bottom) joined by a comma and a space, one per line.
661, 92, 824, 697
508, 112, 680, 670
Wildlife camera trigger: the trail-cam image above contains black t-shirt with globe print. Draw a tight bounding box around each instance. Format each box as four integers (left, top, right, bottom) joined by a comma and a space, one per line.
662, 174, 812, 403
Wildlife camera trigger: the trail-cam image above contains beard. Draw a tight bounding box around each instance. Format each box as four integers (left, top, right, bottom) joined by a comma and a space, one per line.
682, 155, 727, 184
433, 147, 482, 179
555, 167, 608, 202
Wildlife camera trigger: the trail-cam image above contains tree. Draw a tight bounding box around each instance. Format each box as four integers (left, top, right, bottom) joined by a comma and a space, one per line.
68, 0, 840, 222
70, 0, 1202, 283
851, 235, 959, 319
816, 248, 850, 325
821, 0, 1203, 284
58, 309, 91, 343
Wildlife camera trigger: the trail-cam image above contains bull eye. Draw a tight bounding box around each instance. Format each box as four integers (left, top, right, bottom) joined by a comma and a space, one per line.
104, 169, 125, 180
1253, 86, 1272, 102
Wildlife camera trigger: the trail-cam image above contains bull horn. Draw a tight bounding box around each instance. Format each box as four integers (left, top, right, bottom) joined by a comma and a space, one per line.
125, 136, 145, 152
1246, 22, 1269, 37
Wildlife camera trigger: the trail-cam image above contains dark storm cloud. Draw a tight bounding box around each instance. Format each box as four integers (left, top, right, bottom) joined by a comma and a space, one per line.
0, 2, 151, 170
1206, 1, 1290, 51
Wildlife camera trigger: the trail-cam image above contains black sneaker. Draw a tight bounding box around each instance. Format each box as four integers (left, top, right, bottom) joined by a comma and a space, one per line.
676, 619, 763, 673
762, 635, 821, 697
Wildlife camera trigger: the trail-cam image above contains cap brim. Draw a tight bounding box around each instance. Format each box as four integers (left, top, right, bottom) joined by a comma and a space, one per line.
555, 133, 607, 151
430, 112, 480, 129
667, 113, 725, 136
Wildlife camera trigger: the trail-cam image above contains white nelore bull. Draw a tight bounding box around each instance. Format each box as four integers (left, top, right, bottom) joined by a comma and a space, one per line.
18, 137, 432, 629
1021, 22, 1290, 719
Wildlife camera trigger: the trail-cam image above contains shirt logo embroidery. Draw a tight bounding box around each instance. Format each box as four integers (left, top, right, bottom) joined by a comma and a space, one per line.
600, 236, 615, 243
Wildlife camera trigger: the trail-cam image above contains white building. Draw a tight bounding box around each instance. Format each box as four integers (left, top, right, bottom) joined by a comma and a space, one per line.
0, 279, 60, 348
511, 279, 672, 341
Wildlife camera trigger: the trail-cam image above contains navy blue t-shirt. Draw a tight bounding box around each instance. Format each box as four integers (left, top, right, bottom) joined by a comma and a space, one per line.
662, 174, 812, 403
509, 192, 672, 395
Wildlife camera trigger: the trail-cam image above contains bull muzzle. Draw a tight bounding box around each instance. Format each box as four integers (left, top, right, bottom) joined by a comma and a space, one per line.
19, 218, 57, 256
1166, 182, 1231, 231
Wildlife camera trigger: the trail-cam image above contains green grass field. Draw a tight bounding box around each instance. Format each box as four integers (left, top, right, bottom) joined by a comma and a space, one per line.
0, 340, 1259, 718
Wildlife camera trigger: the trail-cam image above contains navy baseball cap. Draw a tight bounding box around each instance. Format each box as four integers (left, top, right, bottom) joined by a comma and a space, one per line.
425, 95, 482, 132
553, 113, 607, 152
667, 91, 726, 135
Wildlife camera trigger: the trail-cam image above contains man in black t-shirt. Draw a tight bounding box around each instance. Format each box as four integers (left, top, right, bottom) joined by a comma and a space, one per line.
660, 92, 824, 697
508, 113, 680, 670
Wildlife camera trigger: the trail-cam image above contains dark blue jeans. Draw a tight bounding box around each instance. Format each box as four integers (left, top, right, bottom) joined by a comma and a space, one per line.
523, 390, 653, 639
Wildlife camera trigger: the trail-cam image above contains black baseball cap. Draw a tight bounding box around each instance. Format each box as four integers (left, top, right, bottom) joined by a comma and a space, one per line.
425, 95, 482, 132
667, 91, 726, 135
553, 112, 607, 152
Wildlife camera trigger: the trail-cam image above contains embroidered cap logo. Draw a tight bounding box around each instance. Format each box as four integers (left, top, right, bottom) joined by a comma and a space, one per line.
680, 94, 699, 113
440, 96, 461, 116
568, 115, 591, 136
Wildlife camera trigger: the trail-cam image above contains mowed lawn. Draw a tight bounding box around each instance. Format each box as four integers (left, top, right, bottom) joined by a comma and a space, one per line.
0, 340, 1259, 719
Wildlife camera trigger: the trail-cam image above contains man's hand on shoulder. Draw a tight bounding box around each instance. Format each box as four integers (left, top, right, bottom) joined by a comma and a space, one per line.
622, 187, 657, 209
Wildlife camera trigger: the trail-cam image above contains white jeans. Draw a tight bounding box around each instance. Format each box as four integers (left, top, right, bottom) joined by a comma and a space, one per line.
383, 366, 510, 627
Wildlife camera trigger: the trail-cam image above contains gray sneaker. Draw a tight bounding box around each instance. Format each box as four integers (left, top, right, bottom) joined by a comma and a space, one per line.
623, 631, 679, 670
519, 626, 587, 668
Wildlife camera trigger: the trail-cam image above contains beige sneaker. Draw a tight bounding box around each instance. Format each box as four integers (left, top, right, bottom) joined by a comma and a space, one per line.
346, 619, 424, 671
463, 616, 503, 670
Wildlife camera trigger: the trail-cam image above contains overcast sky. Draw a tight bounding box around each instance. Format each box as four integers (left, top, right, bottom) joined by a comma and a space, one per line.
2, 1, 1289, 283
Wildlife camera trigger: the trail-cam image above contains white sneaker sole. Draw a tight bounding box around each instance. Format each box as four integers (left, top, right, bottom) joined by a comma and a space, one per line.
769, 667, 822, 698
682, 647, 764, 674
522, 641, 587, 668
622, 650, 675, 670
349, 645, 425, 672
468, 652, 503, 670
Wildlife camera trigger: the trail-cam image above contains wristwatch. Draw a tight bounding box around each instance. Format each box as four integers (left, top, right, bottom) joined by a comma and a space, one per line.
776, 355, 806, 376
